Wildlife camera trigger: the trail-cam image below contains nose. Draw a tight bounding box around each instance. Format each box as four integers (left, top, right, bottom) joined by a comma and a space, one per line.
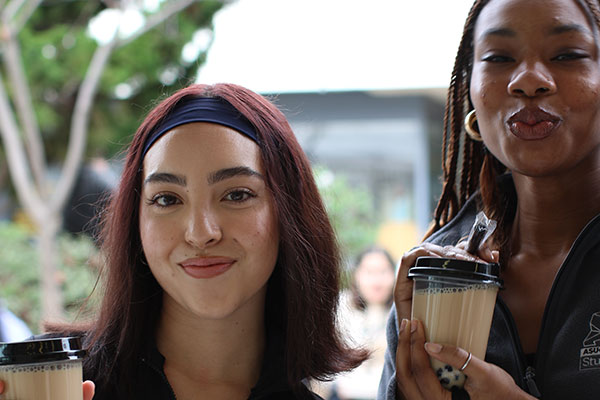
184, 207, 222, 248
508, 61, 556, 97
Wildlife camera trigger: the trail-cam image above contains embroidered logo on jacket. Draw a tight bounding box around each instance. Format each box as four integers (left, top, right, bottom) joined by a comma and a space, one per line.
580, 312, 600, 370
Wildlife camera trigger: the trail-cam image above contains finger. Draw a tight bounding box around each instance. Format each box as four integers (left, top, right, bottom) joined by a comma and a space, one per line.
437, 244, 477, 261
456, 240, 499, 264
479, 247, 500, 263
83, 380, 95, 400
395, 244, 451, 319
424, 342, 486, 381
0, 380, 4, 393
395, 319, 424, 400
410, 320, 450, 399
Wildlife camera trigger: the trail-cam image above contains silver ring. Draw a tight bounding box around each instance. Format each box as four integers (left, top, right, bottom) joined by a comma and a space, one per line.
459, 352, 472, 371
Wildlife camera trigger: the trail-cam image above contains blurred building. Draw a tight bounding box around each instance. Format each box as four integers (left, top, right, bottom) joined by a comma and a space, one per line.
271, 88, 445, 260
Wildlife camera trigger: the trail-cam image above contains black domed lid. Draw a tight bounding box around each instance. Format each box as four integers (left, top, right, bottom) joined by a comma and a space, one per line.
0, 337, 86, 365
408, 256, 503, 286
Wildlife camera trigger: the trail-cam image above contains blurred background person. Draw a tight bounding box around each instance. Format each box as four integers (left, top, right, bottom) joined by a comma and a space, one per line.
326, 247, 396, 400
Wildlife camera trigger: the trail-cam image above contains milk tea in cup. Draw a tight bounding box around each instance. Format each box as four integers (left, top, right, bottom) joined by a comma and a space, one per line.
0, 337, 86, 400
409, 257, 502, 390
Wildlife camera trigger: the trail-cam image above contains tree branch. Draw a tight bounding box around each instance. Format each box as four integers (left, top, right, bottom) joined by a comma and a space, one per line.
12, 0, 42, 34
0, 71, 44, 222
50, 39, 117, 213
1, 0, 26, 23
116, 0, 198, 48
2, 26, 47, 192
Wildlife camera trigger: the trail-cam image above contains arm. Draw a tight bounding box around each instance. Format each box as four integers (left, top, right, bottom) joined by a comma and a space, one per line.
377, 303, 401, 400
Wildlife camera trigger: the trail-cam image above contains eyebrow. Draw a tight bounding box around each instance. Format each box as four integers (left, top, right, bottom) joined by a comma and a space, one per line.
144, 172, 186, 186
549, 23, 592, 36
143, 166, 263, 187
481, 24, 592, 40
481, 27, 516, 39
207, 166, 263, 185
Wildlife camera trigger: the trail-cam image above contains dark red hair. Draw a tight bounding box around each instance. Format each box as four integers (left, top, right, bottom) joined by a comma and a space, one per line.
81, 83, 367, 395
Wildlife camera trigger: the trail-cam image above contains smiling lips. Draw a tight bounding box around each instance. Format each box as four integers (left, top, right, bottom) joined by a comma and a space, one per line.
180, 257, 235, 279
507, 108, 561, 140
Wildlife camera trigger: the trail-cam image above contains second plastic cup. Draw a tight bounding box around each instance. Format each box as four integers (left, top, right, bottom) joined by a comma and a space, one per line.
0, 337, 86, 400
409, 256, 502, 390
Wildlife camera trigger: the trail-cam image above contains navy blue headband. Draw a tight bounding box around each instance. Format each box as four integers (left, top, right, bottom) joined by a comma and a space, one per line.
141, 97, 259, 159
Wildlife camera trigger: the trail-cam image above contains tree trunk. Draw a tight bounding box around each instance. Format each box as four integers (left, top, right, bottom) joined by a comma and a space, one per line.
37, 212, 63, 323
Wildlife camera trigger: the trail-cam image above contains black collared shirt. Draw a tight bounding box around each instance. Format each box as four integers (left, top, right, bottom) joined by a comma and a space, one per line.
91, 330, 323, 400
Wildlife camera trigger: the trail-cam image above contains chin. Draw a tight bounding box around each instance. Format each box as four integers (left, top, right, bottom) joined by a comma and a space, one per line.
188, 306, 240, 321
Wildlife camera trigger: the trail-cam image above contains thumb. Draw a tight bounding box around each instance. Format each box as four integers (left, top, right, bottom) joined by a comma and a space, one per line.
83, 380, 95, 400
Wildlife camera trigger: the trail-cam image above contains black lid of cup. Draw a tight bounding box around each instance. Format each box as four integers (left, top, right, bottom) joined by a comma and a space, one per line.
0, 337, 86, 365
408, 256, 503, 287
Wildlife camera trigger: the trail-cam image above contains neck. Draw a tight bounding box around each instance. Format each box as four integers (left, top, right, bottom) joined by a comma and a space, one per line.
155, 289, 267, 388
510, 157, 600, 258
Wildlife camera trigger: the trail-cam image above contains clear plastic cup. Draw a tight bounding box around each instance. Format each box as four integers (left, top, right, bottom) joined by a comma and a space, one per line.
0, 337, 86, 399
409, 257, 502, 390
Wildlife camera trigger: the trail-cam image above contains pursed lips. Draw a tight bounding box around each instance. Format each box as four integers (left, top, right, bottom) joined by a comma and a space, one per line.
506, 107, 562, 140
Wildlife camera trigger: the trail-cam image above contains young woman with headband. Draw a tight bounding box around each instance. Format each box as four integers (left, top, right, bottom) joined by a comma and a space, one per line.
1, 83, 367, 399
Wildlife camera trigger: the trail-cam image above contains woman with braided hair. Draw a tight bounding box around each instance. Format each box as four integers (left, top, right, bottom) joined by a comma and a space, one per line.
378, 0, 600, 399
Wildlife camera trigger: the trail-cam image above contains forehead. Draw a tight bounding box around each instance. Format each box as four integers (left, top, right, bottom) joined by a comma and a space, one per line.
360, 252, 392, 268
475, 0, 595, 39
142, 122, 262, 174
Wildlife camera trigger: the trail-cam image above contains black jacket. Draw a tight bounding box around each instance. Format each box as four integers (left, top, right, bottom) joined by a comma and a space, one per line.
377, 177, 600, 400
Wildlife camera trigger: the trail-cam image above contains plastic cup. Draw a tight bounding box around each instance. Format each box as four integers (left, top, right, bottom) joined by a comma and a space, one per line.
0, 337, 86, 399
409, 257, 502, 390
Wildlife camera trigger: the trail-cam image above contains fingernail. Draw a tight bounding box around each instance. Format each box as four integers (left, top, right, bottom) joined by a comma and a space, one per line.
425, 342, 443, 353
410, 319, 418, 333
399, 318, 408, 333
491, 250, 499, 262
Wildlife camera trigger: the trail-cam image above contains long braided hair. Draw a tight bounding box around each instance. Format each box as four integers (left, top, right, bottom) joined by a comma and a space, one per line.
425, 0, 600, 267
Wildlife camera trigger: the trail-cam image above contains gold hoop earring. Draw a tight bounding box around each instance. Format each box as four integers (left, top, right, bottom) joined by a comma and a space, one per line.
464, 110, 483, 142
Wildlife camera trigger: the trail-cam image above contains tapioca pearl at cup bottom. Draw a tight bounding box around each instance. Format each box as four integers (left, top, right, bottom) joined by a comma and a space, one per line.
432, 359, 466, 390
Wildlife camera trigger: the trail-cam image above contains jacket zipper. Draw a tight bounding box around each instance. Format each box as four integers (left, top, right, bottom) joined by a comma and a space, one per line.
496, 297, 530, 389
524, 366, 541, 397
141, 357, 178, 400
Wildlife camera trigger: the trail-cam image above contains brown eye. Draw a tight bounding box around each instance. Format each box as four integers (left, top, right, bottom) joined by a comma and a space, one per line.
224, 189, 255, 202
552, 52, 588, 61
482, 54, 513, 63
148, 194, 180, 208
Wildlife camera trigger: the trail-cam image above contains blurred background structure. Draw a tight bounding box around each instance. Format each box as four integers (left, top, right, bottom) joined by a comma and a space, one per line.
0, 2, 474, 392
274, 89, 444, 261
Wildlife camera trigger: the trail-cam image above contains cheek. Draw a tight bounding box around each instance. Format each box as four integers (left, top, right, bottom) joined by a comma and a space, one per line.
569, 77, 600, 113
240, 207, 279, 263
470, 77, 499, 118
139, 211, 177, 260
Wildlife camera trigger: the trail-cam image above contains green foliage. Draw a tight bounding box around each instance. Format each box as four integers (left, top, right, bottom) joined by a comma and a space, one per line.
314, 166, 379, 265
8, 0, 224, 161
0, 222, 98, 333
